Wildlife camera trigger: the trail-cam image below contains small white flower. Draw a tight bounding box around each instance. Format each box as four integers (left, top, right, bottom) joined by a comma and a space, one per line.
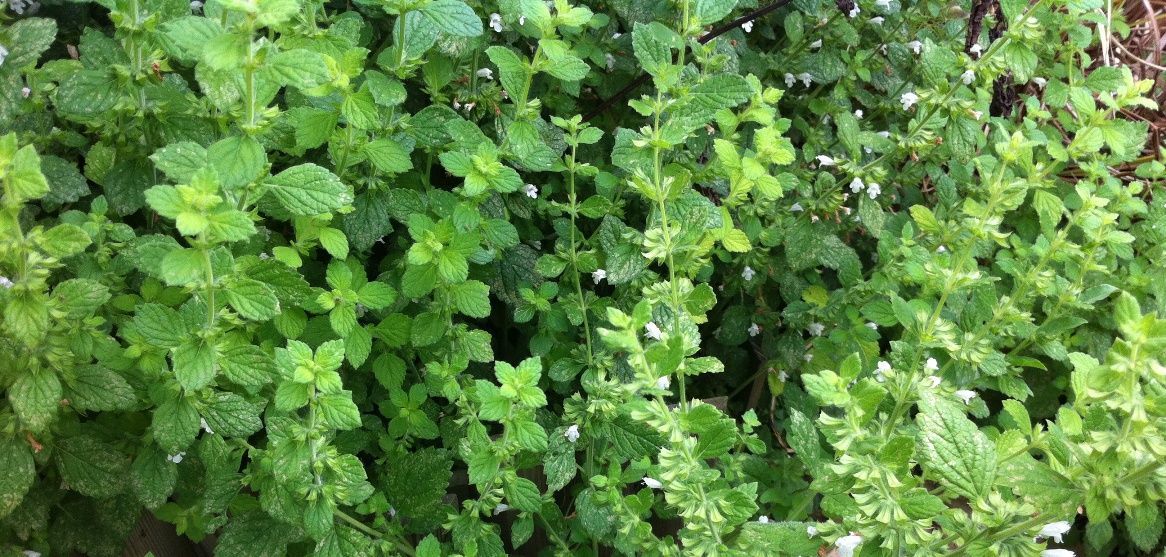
970, 110, 983, 120
1032, 76, 1048, 89
0, 276, 13, 288
565, 424, 581, 442
519, 15, 526, 25
742, 20, 754, 32
389, 507, 398, 517
906, 40, 922, 54
1041, 551, 1075, 557
850, 177, 865, 193
494, 503, 510, 514
784, 73, 796, 87
810, 39, 823, 49
954, 390, 977, 405
758, 515, 770, 523
642, 477, 663, 489
970, 44, 983, 57
1039, 521, 1072, 543
816, 155, 836, 166
0, 44, 8, 67
742, 266, 756, 281
523, 184, 538, 199
452, 99, 462, 110
870, 16, 885, 24
749, 323, 761, 337
900, 92, 919, 110
489, 13, 503, 32
778, 369, 789, 382
961, 69, 975, 85
167, 452, 186, 464
201, 418, 214, 434
656, 375, 671, 390
612, 32, 622, 39
477, 68, 494, 80
21, 87, 31, 98
189, 0, 202, 12
854, 109, 863, 119
867, 182, 881, 199
937, 245, 947, 253
836, 535, 863, 557
807, 525, 819, 537
880, 44, 888, 55
804, 353, 813, 362
790, 202, 804, 212
875, 0, 891, 8
925, 358, 939, 371
23, 551, 40, 557
847, 5, 860, 17
797, 72, 813, 87
605, 53, 616, 71
926, 375, 942, 388
463, 102, 476, 112
807, 322, 825, 336
865, 322, 878, 330
592, 269, 607, 283
645, 322, 662, 340
877, 361, 892, 373
877, 131, 890, 138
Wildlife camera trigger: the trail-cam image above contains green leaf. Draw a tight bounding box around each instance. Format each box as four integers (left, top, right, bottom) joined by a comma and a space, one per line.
602, 415, 665, 461
38, 223, 91, 259
998, 452, 1081, 515
265, 48, 330, 89
216, 511, 302, 557
174, 338, 217, 391
694, 0, 738, 24
318, 227, 350, 260
220, 345, 275, 387
1, 18, 57, 70
0, 438, 35, 519
915, 391, 996, 501
153, 395, 200, 453
54, 435, 129, 498
203, 392, 262, 438
159, 247, 205, 285
56, 70, 120, 116
163, 16, 225, 61
357, 281, 396, 309
540, 39, 590, 81
451, 280, 492, 318
379, 448, 453, 526
721, 228, 751, 252
319, 393, 363, 430
735, 522, 823, 556
511, 419, 548, 452
418, 0, 484, 36
316, 526, 374, 557
342, 89, 379, 130
288, 107, 339, 151
632, 22, 675, 78
9, 370, 61, 433
417, 535, 441, 557
364, 138, 413, 174
134, 303, 188, 348
206, 208, 257, 243
209, 135, 266, 190
504, 477, 542, 512
67, 365, 135, 411
486, 46, 528, 105
265, 163, 351, 216
130, 447, 178, 510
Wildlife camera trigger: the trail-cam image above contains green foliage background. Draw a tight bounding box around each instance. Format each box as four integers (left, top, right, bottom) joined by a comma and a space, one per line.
1, 0, 1166, 555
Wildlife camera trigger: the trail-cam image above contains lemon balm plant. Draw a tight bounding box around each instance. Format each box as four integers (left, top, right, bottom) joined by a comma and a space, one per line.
2, 0, 1166, 554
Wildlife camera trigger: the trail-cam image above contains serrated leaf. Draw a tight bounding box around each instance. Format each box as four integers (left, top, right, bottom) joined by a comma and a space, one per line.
418, 0, 483, 36
67, 365, 135, 411
364, 138, 413, 174
216, 511, 301, 557
602, 415, 665, 461
9, 370, 61, 433
451, 280, 492, 318
915, 391, 996, 500
54, 436, 129, 498
319, 393, 363, 430
0, 438, 35, 519
130, 447, 177, 510
265, 163, 351, 216
504, 477, 542, 512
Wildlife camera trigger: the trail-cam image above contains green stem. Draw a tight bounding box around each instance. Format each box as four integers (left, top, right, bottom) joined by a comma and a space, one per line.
334, 509, 417, 557
567, 143, 596, 370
